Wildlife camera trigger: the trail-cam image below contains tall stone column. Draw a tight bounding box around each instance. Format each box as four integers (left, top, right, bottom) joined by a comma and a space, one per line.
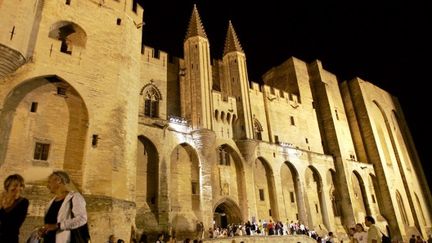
192, 129, 216, 231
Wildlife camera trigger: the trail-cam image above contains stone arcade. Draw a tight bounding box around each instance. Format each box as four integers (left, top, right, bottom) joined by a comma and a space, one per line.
0, 1, 431, 242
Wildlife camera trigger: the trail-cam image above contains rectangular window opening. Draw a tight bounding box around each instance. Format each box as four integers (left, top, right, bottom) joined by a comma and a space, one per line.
57, 87, 67, 96
30, 102, 38, 112
290, 191, 295, 203
92, 134, 99, 147
290, 116, 295, 126
116, 18, 122, 25
34, 142, 50, 161
259, 189, 265, 201
191, 182, 198, 195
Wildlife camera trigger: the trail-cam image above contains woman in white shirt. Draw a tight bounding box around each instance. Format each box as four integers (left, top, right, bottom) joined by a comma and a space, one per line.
353, 223, 368, 243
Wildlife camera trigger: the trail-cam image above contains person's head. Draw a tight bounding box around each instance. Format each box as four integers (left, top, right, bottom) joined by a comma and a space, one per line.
364, 215, 375, 226
3, 174, 25, 198
328, 232, 333, 237
349, 227, 356, 235
47, 170, 70, 193
3, 174, 25, 193
139, 233, 147, 241
108, 234, 116, 242
355, 223, 364, 232
117, 239, 125, 243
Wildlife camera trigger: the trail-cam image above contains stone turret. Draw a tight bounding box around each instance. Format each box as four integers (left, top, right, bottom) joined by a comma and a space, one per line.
222, 21, 253, 139
181, 5, 214, 130
223, 21, 244, 56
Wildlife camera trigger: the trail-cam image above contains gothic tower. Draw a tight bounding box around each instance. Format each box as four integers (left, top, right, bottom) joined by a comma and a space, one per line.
181, 5, 213, 130
221, 21, 253, 139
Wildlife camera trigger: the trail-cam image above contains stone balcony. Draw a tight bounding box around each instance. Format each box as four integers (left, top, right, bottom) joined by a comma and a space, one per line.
0, 43, 26, 79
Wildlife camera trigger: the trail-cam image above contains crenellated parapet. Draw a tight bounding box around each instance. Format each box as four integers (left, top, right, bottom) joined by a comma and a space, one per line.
141, 45, 174, 67
97, 0, 144, 26
249, 82, 300, 105
262, 84, 300, 105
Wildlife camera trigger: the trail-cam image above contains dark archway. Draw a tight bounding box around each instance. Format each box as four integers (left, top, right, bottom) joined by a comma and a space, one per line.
352, 170, 371, 220
213, 198, 242, 228
136, 135, 159, 229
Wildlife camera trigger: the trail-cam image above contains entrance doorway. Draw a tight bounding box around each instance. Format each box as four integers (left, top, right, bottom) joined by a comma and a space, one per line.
213, 199, 242, 229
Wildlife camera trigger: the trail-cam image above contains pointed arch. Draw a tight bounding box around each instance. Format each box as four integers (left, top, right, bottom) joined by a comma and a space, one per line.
213, 197, 243, 228
352, 170, 371, 221
372, 100, 393, 165
373, 101, 422, 231
413, 193, 426, 225
280, 161, 302, 222
48, 21, 87, 55
170, 143, 200, 215
214, 143, 247, 219
141, 83, 162, 118
395, 190, 409, 225
254, 157, 278, 220
136, 135, 159, 227
253, 118, 263, 140
304, 166, 328, 230
0, 75, 89, 187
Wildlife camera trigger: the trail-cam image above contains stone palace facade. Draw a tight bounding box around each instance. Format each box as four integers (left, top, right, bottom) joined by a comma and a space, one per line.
0, 1, 430, 242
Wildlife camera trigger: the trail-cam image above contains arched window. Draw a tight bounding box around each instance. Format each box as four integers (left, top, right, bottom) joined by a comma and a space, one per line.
396, 190, 409, 224
142, 85, 161, 118
218, 145, 230, 166
253, 118, 263, 140
48, 21, 87, 55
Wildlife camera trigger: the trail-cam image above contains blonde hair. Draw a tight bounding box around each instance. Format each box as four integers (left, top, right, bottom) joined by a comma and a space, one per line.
4, 174, 25, 190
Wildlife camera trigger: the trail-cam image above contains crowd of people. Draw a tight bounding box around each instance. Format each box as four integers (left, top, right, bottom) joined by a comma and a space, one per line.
1, 172, 432, 243
206, 219, 332, 242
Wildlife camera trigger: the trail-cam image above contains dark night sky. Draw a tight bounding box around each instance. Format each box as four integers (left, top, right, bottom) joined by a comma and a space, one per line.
139, 1, 431, 189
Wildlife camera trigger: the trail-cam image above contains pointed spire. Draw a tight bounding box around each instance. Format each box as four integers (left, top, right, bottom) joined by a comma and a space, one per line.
185, 4, 207, 40
223, 20, 244, 56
